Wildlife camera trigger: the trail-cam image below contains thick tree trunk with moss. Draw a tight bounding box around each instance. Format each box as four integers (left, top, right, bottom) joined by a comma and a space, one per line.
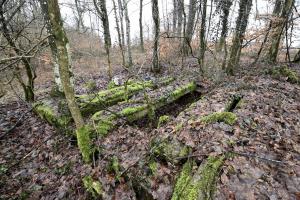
198, 0, 207, 72
93, 0, 112, 79
123, 0, 133, 67
226, 0, 252, 75
152, 0, 160, 73
139, 0, 145, 52
216, 0, 233, 52
45, 0, 91, 163
267, 0, 294, 63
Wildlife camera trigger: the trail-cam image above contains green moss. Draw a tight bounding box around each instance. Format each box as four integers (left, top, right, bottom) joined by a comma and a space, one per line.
108, 156, 121, 181
171, 160, 194, 200
76, 125, 92, 163
158, 115, 170, 128
148, 160, 158, 176
78, 81, 154, 114
151, 138, 190, 163
183, 156, 225, 200
96, 119, 114, 136
200, 112, 237, 125
268, 66, 299, 83
107, 80, 118, 89
121, 105, 147, 116
171, 82, 196, 99
172, 156, 225, 200
34, 103, 70, 128
175, 122, 184, 132
83, 176, 103, 197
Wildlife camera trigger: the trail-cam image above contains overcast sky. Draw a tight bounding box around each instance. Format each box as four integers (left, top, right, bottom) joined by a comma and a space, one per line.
59, 0, 300, 47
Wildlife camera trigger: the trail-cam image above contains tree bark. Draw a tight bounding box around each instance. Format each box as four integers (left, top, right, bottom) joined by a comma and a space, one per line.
177, 0, 184, 36
267, 0, 294, 62
122, 0, 133, 67
183, 0, 197, 55
198, 0, 207, 73
40, 0, 65, 92
93, 0, 112, 79
152, 0, 160, 73
44, 0, 91, 162
139, 0, 145, 52
216, 0, 233, 52
226, 0, 252, 75
117, 0, 125, 48
74, 0, 85, 31
172, 0, 178, 33
44, 0, 84, 128
112, 0, 126, 66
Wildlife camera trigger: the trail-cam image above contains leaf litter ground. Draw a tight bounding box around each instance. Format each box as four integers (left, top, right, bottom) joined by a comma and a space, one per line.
0, 64, 299, 199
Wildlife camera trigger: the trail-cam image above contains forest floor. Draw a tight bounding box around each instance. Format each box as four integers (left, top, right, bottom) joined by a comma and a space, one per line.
0, 59, 300, 200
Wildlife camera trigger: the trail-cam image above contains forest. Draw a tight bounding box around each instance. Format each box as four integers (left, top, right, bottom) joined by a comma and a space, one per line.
0, 0, 300, 199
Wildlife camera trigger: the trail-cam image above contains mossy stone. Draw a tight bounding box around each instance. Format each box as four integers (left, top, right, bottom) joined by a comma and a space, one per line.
172, 156, 225, 200
82, 176, 103, 197
200, 112, 237, 125
158, 115, 170, 128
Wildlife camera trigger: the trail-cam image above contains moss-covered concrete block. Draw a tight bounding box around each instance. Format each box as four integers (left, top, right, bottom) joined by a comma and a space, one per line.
268, 66, 299, 84
34, 102, 71, 128
91, 81, 196, 136
82, 175, 103, 197
200, 112, 237, 125
172, 156, 225, 200
172, 160, 195, 200
151, 137, 191, 164
78, 77, 175, 115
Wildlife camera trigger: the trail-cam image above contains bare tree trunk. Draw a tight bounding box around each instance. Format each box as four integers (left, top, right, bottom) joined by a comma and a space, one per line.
112, 0, 125, 66
183, 0, 197, 55
74, 0, 85, 31
216, 0, 233, 52
93, 0, 112, 79
267, 0, 294, 62
43, 0, 91, 163
152, 0, 160, 73
177, 0, 184, 36
123, 0, 133, 67
172, 0, 178, 33
117, 0, 125, 48
139, 0, 145, 52
198, 0, 207, 73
